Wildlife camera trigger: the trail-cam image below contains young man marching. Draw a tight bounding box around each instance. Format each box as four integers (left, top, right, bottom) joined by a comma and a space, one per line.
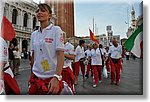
109, 38, 122, 86
74, 40, 86, 85
62, 35, 75, 93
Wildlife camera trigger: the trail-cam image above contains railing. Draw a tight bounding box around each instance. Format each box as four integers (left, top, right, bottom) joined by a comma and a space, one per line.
12, 24, 33, 33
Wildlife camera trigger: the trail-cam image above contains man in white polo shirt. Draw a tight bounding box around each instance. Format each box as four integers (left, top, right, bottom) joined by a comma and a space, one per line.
74, 40, 86, 85
109, 38, 122, 86
62, 36, 75, 93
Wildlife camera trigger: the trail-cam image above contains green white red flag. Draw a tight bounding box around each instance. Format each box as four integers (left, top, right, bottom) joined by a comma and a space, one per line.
124, 24, 143, 58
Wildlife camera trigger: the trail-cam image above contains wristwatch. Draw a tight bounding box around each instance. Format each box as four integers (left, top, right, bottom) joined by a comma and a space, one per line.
53, 74, 62, 81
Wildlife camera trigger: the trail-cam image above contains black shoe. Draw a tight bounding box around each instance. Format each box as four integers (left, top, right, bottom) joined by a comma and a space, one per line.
85, 74, 89, 79
16, 73, 21, 75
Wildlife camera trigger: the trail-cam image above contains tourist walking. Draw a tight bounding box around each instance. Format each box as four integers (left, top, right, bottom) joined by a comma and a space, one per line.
109, 38, 122, 86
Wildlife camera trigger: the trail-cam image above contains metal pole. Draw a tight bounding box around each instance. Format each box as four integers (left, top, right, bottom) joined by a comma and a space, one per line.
127, 6, 129, 28
93, 17, 94, 34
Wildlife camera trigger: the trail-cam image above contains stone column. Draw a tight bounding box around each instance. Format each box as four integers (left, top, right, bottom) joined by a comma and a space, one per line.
30, 14, 33, 30
19, 38, 22, 53
27, 39, 30, 52
7, 4, 11, 21
4, 3, 9, 17
27, 13, 30, 28
17, 9, 21, 27
9, 5, 13, 22
20, 10, 23, 27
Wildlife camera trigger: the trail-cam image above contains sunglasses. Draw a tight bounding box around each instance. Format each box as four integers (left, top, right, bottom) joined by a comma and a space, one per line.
36, 9, 47, 13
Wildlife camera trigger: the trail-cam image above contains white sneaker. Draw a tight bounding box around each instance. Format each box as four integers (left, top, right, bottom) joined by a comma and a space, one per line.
93, 84, 97, 88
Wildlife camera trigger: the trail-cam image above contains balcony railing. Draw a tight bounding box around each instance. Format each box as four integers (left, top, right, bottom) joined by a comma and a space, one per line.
12, 24, 33, 33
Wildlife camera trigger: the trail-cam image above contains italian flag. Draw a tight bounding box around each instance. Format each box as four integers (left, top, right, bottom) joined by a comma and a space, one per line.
124, 24, 143, 58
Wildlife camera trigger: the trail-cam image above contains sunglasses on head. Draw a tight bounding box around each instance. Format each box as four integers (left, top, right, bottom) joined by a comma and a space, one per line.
36, 8, 48, 13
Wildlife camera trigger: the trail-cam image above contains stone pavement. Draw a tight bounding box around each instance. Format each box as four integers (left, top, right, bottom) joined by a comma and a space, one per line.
75, 58, 143, 95
15, 58, 143, 95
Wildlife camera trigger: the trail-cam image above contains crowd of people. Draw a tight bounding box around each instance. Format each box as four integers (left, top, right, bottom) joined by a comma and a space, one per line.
0, 3, 125, 95
72, 38, 123, 88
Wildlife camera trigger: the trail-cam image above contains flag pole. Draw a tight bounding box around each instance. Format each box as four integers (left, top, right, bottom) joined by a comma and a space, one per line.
93, 17, 94, 35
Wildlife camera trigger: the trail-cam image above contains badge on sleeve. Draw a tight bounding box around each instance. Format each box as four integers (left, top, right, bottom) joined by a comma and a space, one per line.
41, 59, 50, 72
4, 47, 7, 56
60, 33, 64, 43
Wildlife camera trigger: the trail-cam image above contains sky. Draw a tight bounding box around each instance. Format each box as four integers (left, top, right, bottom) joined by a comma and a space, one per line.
33, 0, 143, 39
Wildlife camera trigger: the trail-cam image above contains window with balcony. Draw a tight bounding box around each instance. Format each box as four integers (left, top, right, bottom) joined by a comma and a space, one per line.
23, 13, 28, 27
12, 9, 18, 24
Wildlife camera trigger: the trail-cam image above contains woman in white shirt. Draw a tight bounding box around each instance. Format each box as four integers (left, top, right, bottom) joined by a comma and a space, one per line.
29, 3, 64, 95
91, 43, 103, 88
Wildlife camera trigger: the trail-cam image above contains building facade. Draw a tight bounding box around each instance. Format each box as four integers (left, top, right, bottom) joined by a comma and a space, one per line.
45, 0, 75, 38
3, 0, 38, 53
126, 3, 143, 38
106, 25, 113, 43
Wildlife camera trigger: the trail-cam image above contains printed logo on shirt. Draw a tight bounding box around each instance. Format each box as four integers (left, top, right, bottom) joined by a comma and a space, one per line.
45, 38, 53, 43
64, 49, 69, 52
60, 36, 64, 43
4, 47, 7, 56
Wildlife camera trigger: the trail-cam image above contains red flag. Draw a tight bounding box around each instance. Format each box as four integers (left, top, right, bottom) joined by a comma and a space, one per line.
89, 28, 99, 44
1, 16, 16, 41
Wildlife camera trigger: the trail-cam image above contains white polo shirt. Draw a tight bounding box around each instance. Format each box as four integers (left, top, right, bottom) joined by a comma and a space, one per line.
109, 45, 122, 59
0, 36, 8, 94
105, 51, 109, 57
85, 49, 91, 59
91, 48, 103, 65
75, 45, 85, 62
126, 51, 130, 55
63, 42, 75, 69
0, 36, 9, 68
30, 24, 64, 79
102, 48, 106, 55
0, 37, 8, 63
